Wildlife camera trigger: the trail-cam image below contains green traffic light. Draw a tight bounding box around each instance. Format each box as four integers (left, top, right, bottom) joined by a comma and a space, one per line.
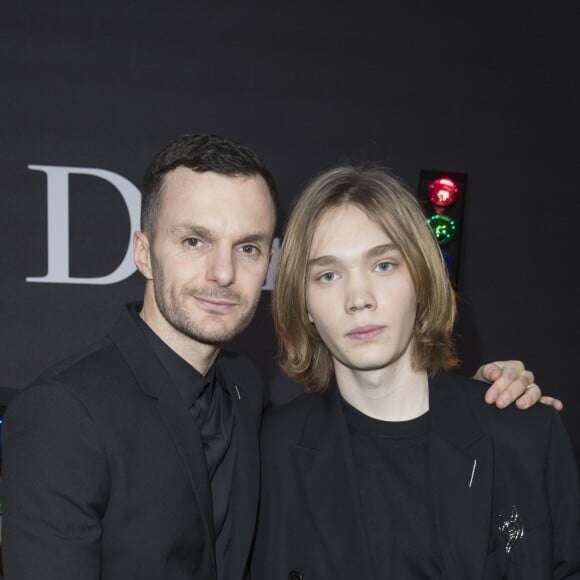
427, 214, 457, 246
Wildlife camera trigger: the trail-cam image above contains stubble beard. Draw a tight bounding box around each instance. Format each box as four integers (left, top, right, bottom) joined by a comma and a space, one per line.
154, 279, 259, 346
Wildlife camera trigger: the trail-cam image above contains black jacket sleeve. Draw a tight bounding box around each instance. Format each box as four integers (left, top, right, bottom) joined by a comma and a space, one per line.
547, 410, 580, 578
2, 381, 109, 580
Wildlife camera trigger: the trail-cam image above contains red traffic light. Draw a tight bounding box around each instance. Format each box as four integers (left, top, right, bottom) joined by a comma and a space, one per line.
428, 177, 460, 208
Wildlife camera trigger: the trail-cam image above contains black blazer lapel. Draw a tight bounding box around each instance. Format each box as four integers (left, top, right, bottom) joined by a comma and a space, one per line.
109, 306, 215, 556
218, 363, 261, 579
294, 387, 375, 579
429, 375, 493, 580
155, 385, 215, 546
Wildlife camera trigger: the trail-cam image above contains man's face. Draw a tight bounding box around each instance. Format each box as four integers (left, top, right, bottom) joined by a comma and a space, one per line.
140, 167, 275, 346
306, 204, 417, 375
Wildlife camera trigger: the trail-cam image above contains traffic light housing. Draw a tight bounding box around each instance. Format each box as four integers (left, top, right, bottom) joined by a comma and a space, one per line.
417, 170, 467, 286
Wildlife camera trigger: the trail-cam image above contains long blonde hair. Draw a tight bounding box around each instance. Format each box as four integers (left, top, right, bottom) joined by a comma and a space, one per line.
273, 165, 458, 392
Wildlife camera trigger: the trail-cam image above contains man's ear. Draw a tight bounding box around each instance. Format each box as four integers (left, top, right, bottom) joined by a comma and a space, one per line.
308, 311, 314, 324
134, 231, 153, 280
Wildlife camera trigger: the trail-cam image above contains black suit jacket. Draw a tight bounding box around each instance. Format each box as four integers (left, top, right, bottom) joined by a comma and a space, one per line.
251, 374, 580, 579
2, 305, 268, 580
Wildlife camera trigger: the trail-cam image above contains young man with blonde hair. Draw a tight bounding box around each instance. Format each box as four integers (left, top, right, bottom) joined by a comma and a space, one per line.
252, 166, 579, 579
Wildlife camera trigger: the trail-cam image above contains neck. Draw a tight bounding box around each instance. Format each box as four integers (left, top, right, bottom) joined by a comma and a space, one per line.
140, 289, 220, 375
335, 358, 429, 421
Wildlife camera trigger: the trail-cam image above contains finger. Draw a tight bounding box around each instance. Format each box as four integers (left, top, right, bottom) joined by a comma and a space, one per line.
495, 372, 537, 408
514, 384, 542, 409
539, 396, 564, 411
484, 382, 500, 404
475, 362, 502, 384
485, 371, 520, 405
496, 363, 530, 385
483, 371, 514, 404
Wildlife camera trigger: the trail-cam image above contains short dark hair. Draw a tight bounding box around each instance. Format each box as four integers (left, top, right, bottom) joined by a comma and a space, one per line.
142, 134, 278, 234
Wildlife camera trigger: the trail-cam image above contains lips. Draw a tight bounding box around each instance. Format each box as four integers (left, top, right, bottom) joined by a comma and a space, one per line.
346, 325, 385, 340
194, 296, 239, 313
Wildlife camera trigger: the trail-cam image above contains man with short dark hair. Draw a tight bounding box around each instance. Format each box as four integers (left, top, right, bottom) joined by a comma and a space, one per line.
2, 136, 549, 580
3, 134, 277, 580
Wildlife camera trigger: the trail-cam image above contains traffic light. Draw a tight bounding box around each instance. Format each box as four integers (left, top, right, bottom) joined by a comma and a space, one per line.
417, 170, 467, 286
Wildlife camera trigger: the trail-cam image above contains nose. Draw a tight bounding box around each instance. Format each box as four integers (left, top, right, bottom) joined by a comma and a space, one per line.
206, 246, 235, 287
345, 273, 376, 313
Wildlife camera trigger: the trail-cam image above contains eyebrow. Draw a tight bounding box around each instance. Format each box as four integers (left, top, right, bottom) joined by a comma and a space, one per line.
367, 243, 400, 258
307, 243, 401, 269
170, 224, 272, 245
236, 233, 272, 245
170, 224, 213, 238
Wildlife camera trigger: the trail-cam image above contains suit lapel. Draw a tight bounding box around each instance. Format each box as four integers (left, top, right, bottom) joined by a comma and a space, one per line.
295, 388, 375, 579
218, 363, 260, 579
429, 375, 493, 580
155, 384, 215, 544
109, 306, 215, 555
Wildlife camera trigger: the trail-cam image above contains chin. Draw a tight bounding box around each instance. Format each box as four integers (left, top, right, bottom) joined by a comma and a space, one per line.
200, 317, 251, 344
346, 351, 406, 372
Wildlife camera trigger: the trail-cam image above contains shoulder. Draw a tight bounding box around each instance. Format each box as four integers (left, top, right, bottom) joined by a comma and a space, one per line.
456, 373, 555, 424
39, 336, 126, 384
260, 393, 320, 461
261, 391, 324, 443
7, 336, 134, 421
433, 372, 563, 453
42, 335, 135, 395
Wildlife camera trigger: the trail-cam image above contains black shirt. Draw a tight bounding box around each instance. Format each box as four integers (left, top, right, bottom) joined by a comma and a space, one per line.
342, 398, 441, 579
132, 307, 236, 580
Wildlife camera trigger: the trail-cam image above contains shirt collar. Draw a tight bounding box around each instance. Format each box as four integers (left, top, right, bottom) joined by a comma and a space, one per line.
130, 305, 217, 408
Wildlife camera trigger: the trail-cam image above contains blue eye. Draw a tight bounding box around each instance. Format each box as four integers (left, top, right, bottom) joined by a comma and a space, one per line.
376, 261, 393, 272
319, 272, 337, 283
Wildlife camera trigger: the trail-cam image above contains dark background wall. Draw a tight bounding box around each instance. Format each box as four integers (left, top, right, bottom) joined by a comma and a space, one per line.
1, 1, 579, 457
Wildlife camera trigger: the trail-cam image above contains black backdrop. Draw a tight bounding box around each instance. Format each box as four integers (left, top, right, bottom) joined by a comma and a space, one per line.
2, 1, 579, 460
